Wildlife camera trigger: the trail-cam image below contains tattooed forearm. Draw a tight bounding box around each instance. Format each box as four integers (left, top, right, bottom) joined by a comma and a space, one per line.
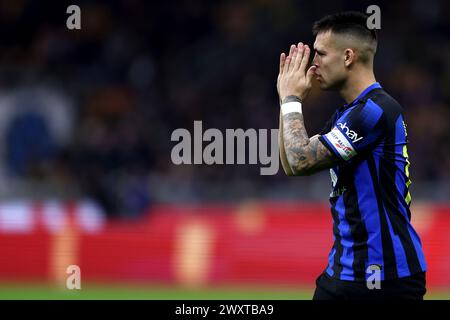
282, 112, 338, 175
279, 111, 294, 176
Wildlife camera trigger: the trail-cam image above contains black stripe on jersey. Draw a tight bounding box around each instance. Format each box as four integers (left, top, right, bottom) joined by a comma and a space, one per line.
379, 118, 423, 276
331, 200, 344, 278
404, 205, 412, 221
367, 154, 398, 279
344, 179, 369, 280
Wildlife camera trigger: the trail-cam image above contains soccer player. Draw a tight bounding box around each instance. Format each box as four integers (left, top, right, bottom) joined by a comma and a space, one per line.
277, 12, 427, 300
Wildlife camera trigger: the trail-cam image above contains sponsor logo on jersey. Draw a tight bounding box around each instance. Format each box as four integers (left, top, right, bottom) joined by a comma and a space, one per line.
337, 122, 363, 143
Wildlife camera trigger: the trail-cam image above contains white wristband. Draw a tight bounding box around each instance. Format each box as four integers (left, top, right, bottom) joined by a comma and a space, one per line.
281, 101, 302, 116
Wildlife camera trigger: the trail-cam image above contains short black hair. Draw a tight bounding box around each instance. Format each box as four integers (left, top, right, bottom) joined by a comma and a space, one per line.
312, 11, 377, 43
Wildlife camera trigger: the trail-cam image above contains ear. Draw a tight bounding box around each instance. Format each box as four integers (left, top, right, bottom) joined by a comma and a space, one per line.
344, 48, 355, 67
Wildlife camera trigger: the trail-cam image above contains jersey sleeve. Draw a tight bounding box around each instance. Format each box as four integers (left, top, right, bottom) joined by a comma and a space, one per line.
318, 100, 386, 161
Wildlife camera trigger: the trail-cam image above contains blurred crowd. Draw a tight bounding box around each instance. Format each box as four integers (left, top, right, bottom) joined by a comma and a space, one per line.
0, 0, 448, 218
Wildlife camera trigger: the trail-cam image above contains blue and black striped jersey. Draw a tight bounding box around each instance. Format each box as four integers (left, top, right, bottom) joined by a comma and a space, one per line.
318, 82, 427, 281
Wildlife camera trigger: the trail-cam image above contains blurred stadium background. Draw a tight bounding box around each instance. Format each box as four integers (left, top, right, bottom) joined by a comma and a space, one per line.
0, 0, 449, 299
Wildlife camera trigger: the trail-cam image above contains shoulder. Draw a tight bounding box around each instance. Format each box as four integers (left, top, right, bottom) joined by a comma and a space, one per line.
346, 89, 404, 129
365, 89, 404, 120
344, 96, 385, 127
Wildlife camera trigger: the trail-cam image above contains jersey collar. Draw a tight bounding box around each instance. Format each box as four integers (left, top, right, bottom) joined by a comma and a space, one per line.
340, 82, 382, 111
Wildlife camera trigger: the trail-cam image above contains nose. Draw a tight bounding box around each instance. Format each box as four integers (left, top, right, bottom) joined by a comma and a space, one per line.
312, 53, 319, 67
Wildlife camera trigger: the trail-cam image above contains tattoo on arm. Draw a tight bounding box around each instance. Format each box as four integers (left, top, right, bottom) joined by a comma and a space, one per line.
282, 112, 339, 175
279, 111, 294, 176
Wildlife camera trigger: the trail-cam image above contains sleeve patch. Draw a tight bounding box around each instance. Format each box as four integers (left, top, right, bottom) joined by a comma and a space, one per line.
324, 126, 357, 161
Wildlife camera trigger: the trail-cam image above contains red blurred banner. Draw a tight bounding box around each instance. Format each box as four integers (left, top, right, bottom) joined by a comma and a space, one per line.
0, 201, 448, 289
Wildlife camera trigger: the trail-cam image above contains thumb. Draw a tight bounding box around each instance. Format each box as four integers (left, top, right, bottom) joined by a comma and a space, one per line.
306, 65, 317, 83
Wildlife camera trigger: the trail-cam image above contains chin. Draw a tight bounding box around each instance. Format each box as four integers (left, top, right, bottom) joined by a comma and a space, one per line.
319, 79, 342, 91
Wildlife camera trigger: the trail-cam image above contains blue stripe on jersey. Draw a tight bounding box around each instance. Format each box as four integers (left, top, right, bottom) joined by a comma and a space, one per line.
354, 160, 385, 281
394, 116, 428, 272
326, 246, 336, 277
353, 99, 384, 151
356, 99, 383, 127
407, 224, 428, 271
381, 203, 411, 277
326, 224, 337, 276
335, 196, 355, 280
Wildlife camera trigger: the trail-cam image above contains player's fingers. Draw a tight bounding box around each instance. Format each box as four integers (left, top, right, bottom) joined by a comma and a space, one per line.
293, 42, 304, 71
283, 45, 295, 74
306, 65, 317, 85
299, 45, 311, 74
279, 53, 286, 75
289, 44, 295, 56
288, 48, 297, 72
283, 55, 291, 74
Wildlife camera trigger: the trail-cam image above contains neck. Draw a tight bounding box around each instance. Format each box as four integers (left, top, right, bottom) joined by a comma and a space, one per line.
340, 68, 377, 104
